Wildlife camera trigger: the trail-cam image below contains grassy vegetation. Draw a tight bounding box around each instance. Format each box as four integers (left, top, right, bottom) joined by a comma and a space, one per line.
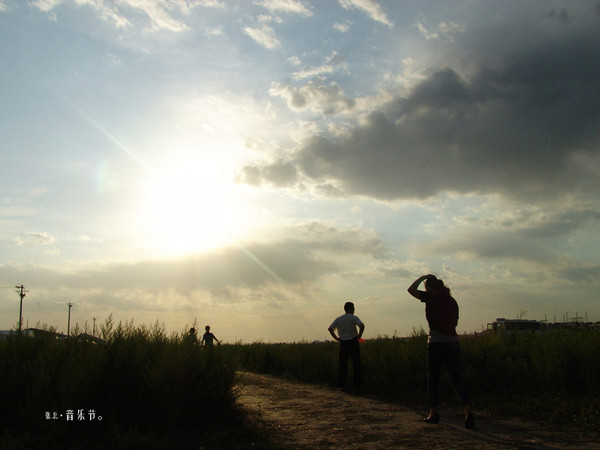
223, 328, 600, 432
3, 318, 598, 447
0, 317, 265, 449
461, 329, 600, 429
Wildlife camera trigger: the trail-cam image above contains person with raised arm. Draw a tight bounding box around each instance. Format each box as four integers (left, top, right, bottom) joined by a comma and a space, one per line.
408, 274, 475, 429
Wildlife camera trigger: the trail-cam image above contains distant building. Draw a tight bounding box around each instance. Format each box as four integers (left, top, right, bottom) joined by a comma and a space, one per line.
487, 317, 598, 334
486, 318, 545, 334
0, 328, 104, 342
23, 328, 66, 339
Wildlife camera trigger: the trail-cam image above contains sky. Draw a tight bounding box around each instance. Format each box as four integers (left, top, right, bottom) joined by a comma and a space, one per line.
1, 0, 599, 342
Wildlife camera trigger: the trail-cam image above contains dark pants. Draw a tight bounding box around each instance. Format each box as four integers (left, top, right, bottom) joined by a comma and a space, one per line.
338, 338, 361, 387
427, 342, 470, 407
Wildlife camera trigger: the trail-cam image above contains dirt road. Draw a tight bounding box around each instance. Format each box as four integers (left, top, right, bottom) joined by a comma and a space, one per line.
235, 372, 598, 449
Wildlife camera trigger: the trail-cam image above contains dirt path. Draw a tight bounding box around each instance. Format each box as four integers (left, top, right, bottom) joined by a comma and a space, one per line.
235, 372, 598, 449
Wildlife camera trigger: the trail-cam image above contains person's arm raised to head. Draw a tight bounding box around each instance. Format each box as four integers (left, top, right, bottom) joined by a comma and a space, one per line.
407, 274, 434, 299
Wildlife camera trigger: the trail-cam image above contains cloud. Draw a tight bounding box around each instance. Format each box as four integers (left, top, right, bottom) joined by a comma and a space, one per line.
195, 0, 226, 7
291, 52, 348, 80
29, 0, 223, 32
24, 232, 56, 246
293, 65, 335, 80
27, 233, 54, 245
547, 8, 570, 24
29, 0, 63, 13
555, 263, 600, 284
205, 25, 223, 36
255, 0, 312, 17
270, 79, 355, 115
416, 21, 466, 43
243, 16, 600, 202
238, 158, 298, 187
338, 0, 392, 27
29, 0, 129, 26
10, 233, 60, 257
247, 0, 313, 49
425, 228, 557, 263
333, 20, 351, 33
0, 223, 389, 308
244, 25, 281, 49
408, 204, 600, 287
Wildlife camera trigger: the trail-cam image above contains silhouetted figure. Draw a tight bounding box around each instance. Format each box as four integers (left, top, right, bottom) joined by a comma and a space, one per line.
408, 274, 474, 429
202, 325, 220, 347
186, 327, 198, 345
328, 302, 365, 390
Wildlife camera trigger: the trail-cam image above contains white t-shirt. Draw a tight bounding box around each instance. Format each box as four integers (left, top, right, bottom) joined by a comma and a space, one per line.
329, 313, 364, 341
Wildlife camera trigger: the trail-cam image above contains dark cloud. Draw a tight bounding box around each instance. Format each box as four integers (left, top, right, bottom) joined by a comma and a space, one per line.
419, 206, 600, 265
547, 8, 569, 23
425, 230, 556, 263
242, 13, 600, 201
555, 263, 600, 283
239, 159, 298, 187
518, 209, 600, 239
72, 239, 336, 295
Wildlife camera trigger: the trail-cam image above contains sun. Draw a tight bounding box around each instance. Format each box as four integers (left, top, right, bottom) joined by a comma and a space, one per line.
137, 160, 251, 257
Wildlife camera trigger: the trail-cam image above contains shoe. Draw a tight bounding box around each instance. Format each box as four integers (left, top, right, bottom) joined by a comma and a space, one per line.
465, 411, 475, 429
423, 413, 439, 424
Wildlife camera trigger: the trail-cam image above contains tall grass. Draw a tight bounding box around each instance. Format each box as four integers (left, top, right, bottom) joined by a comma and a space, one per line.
223, 328, 600, 431
0, 317, 255, 449
461, 329, 600, 428
5, 319, 598, 446
225, 340, 340, 384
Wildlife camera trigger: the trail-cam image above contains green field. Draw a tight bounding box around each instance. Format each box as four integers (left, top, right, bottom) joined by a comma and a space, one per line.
2, 321, 599, 447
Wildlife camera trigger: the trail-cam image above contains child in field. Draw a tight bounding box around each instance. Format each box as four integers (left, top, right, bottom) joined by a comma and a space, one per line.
186, 327, 198, 344
328, 302, 365, 390
202, 325, 220, 347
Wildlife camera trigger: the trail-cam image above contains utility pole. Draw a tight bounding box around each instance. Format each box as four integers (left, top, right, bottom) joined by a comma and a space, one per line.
15, 285, 28, 334
67, 302, 73, 337
93, 317, 96, 336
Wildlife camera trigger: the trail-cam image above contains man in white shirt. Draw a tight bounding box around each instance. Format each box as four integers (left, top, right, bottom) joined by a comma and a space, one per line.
328, 302, 365, 389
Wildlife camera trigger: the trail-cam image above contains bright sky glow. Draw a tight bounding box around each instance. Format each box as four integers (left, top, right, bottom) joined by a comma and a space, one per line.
137, 157, 253, 256
1, 0, 599, 342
